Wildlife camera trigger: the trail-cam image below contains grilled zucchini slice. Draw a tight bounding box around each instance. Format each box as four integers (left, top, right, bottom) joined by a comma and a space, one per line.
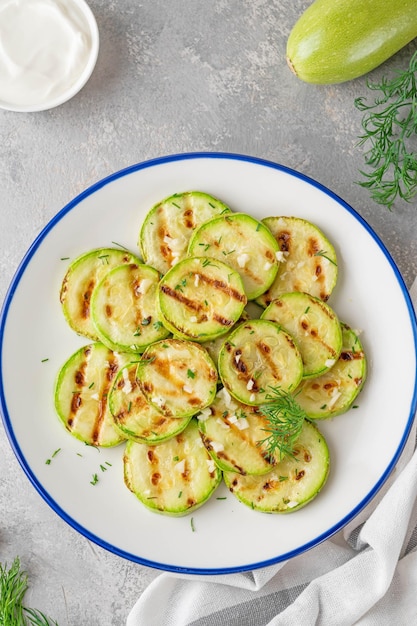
197, 388, 278, 475
91, 262, 170, 354
262, 292, 342, 379
137, 338, 218, 418
60, 247, 141, 340
54, 342, 129, 446
124, 419, 222, 516
158, 256, 247, 342
188, 213, 280, 300
109, 363, 192, 443
139, 191, 231, 274
218, 319, 303, 406
223, 419, 329, 513
256, 216, 338, 307
295, 323, 367, 418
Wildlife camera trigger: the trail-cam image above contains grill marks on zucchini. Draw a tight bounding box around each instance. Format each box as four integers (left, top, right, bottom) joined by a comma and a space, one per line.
262, 292, 342, 379
295, 323, 367, 418
55, 343, 129, 446
218, 319, 303, 405
137, 338, 218, 418
188, 213, 280, 300
109, 363, 192, 443
60, 248, 141, 340
124, 419, 222, 515
158, 256, 247, 341
91, 262, 170, 353
139, 191, 231, 274
55, 198, 364, 519
223, 420, 329, 513
257, 217, 338, 307
197, 391, 278, 475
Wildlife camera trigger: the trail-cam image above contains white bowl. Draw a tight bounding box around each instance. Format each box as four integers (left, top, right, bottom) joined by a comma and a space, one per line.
0, 0, 99, 113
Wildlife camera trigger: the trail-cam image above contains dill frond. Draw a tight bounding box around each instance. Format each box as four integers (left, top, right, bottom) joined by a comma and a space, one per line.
0, 558, 58, 625
355, 50, 417, 210
257, 387, 306, 461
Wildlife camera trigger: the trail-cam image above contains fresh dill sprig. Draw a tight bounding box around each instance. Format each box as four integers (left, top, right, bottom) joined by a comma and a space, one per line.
257, 387, 306, 460
0, 557, 58, 625
355, 50, 417, 210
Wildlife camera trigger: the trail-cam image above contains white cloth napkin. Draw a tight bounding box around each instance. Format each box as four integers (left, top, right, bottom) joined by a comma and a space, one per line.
127, 281, 417, 626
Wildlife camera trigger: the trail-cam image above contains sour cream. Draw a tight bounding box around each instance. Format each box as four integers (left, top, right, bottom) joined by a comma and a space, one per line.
0, 0, 99, 111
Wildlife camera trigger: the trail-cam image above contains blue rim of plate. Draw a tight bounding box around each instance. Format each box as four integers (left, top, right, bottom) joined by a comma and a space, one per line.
1, 151, 417, 574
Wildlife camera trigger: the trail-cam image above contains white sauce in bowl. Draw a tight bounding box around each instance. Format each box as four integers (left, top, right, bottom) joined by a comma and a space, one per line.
0, 0, 99, 111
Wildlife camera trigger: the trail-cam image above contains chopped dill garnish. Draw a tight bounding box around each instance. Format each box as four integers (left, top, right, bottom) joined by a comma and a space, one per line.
45, 448, 61, 465
111, 241, 129, 250
90, 473, 99, 486
314, 250, 337, 265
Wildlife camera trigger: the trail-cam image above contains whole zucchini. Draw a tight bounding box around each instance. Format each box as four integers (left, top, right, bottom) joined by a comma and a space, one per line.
286, 0, 417, 84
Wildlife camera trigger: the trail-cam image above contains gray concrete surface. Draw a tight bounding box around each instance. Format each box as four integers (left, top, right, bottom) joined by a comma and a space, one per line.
1, 1, 417, 624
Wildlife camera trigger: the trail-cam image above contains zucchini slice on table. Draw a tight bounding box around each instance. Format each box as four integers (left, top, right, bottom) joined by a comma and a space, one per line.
197, 388, 279, 475
218, 319, 303, 406
109, 363, 192, 444
54, 342, 129, 446
137, 338, 218, 418
158, 256, 247, 342
139, 191, 231, 275
262, 292, 342, 379
223, 419, 329, 513
124, 419, 222, 516
91, 262, 170, 354
60, 247, 141, 340
188, 212, 280, 300
256, 216, 338, 307
295, 323, 367, 418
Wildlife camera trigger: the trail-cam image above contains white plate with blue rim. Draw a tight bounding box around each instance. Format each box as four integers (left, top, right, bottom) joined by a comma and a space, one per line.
1, 152, 416, 574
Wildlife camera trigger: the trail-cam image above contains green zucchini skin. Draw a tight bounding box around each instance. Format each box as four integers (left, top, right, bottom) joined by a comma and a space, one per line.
139, 191, 231, 274
60, 247, 141, 341
295, 323, 367, 419
261, 292, 343, 379
197, 389, 279, 475
223, 420, 329, 513
54, 343, 129, 447
91, 262, 170, 354
124, 419, 222, 516
218, 319, 304, 405
286, 0, 417, 84
157, 256, 247, 342
257, 216, 338, 308
188, 213, 280, 300
109, 363, 192, 444
137, 338, 218, 418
